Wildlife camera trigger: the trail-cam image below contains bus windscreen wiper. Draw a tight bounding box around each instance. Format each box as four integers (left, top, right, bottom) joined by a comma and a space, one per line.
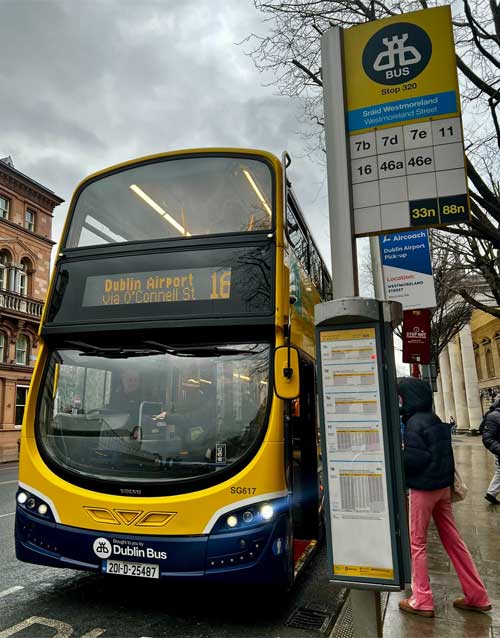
143, 341, 260, 357
66, 339, 261, 358
66, 341, 165, 359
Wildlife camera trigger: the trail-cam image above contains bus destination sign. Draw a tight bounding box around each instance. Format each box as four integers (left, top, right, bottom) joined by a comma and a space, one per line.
82, 267, 232, 307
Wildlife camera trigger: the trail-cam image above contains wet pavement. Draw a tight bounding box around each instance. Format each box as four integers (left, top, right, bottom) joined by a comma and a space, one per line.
383, 435, 500, 637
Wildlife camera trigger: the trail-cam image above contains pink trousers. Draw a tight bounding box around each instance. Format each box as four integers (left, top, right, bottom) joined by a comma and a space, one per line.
409, 487, 490, 610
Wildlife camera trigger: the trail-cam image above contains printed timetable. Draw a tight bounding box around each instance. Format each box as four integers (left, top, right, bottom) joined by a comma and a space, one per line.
319, 328, 394, 579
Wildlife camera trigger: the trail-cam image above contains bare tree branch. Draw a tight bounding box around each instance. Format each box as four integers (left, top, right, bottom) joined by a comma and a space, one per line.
291, 59, 323, 85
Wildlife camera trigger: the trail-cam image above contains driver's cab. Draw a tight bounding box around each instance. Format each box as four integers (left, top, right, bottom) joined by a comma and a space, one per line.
52, 357, 216, 463
42, 342, 270, 481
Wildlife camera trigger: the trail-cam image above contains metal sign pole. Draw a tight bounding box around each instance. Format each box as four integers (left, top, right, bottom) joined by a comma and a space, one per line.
321, 27, 358, 299
321, 27, 382, 638
369, 236, 385, 299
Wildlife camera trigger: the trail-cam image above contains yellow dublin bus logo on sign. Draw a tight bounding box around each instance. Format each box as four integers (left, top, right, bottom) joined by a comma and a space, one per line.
343, 6, 459, 126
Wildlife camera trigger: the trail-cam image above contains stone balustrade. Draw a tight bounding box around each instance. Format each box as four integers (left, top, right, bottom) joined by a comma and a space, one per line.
0, 289, 43, 318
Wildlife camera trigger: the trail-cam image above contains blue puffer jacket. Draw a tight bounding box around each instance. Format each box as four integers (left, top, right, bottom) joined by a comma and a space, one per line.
398, 377, 454, 491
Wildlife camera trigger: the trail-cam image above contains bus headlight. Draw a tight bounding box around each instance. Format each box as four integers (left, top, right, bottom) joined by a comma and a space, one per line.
16, 488, 54, 521
17, 491, 28, 505
260, 504, 274, 521
211, 498, 285, 534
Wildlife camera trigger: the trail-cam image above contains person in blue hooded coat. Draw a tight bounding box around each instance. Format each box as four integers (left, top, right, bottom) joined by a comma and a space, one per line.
397, 377, 491, 618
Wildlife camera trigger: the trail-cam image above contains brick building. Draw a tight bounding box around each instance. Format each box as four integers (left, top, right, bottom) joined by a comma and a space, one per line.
0, 156, 63, 461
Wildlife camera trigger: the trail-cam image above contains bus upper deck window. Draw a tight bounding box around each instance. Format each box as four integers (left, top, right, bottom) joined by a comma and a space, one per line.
66, 156, 273, 248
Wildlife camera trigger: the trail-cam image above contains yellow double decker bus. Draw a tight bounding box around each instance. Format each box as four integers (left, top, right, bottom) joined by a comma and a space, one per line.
15, 149, 332, 587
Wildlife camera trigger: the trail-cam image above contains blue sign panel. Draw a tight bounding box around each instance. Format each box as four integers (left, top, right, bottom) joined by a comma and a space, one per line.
379, 229, 436, 310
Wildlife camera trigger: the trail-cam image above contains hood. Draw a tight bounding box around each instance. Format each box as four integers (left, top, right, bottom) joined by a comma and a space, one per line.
483, 396, 500, 417
490, 396, 500, 411
397, 377, 433, 417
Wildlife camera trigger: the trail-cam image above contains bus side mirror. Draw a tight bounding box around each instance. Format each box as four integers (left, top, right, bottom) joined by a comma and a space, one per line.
274, 346, 300, 400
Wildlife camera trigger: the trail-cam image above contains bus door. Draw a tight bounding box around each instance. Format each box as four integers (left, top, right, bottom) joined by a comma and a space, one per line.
291, 354, 320, 541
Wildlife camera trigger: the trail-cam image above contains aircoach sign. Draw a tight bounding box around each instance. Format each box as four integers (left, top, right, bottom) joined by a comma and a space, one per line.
379, 229, 436, 310
342, 6, 470, 236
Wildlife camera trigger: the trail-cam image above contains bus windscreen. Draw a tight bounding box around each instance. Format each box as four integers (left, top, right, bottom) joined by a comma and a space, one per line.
65, 156, 273, 248
37, 343, 270, 486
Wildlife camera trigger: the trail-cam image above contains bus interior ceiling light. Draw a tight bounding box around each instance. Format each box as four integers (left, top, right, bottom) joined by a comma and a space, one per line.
129, 184, 191, 236
233, 373, 251, 381
241, 169, 272, 217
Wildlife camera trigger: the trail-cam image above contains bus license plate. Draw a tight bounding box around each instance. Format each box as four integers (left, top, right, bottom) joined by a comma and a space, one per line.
105, 560, 159, 579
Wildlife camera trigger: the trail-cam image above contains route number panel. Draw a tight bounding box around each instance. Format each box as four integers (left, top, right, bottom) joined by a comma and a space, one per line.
351, 117, 468, 235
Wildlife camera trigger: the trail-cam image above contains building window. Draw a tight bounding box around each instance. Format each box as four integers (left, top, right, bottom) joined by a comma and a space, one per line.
15, 335, 28, 365
0, 333, 5, 362
18, 271, 26, 297
25, 209, 35, 232
0, 251, 10, 290
18, 258, 31, 297
0, 196, 9, 220
15, 385, 30, 426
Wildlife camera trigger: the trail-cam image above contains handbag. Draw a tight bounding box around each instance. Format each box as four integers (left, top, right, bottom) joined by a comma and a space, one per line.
451, 468, 468, 502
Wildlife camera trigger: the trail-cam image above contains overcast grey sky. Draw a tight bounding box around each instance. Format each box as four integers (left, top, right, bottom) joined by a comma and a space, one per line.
1, 0, 332, 265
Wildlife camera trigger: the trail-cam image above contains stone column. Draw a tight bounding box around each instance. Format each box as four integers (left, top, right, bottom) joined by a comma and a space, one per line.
448, 338, 470, 429
439, 347, 456, 424
492, 338, 500, 377
459, 323, 483, 430
434, 373, 445, 421
479, 346, 488, 381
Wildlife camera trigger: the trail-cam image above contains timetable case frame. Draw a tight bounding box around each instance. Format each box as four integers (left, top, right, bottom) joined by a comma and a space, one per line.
315, 299, 410, 590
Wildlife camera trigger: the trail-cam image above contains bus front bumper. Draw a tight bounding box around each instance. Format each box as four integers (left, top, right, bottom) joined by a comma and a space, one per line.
15, 507, 292, 585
